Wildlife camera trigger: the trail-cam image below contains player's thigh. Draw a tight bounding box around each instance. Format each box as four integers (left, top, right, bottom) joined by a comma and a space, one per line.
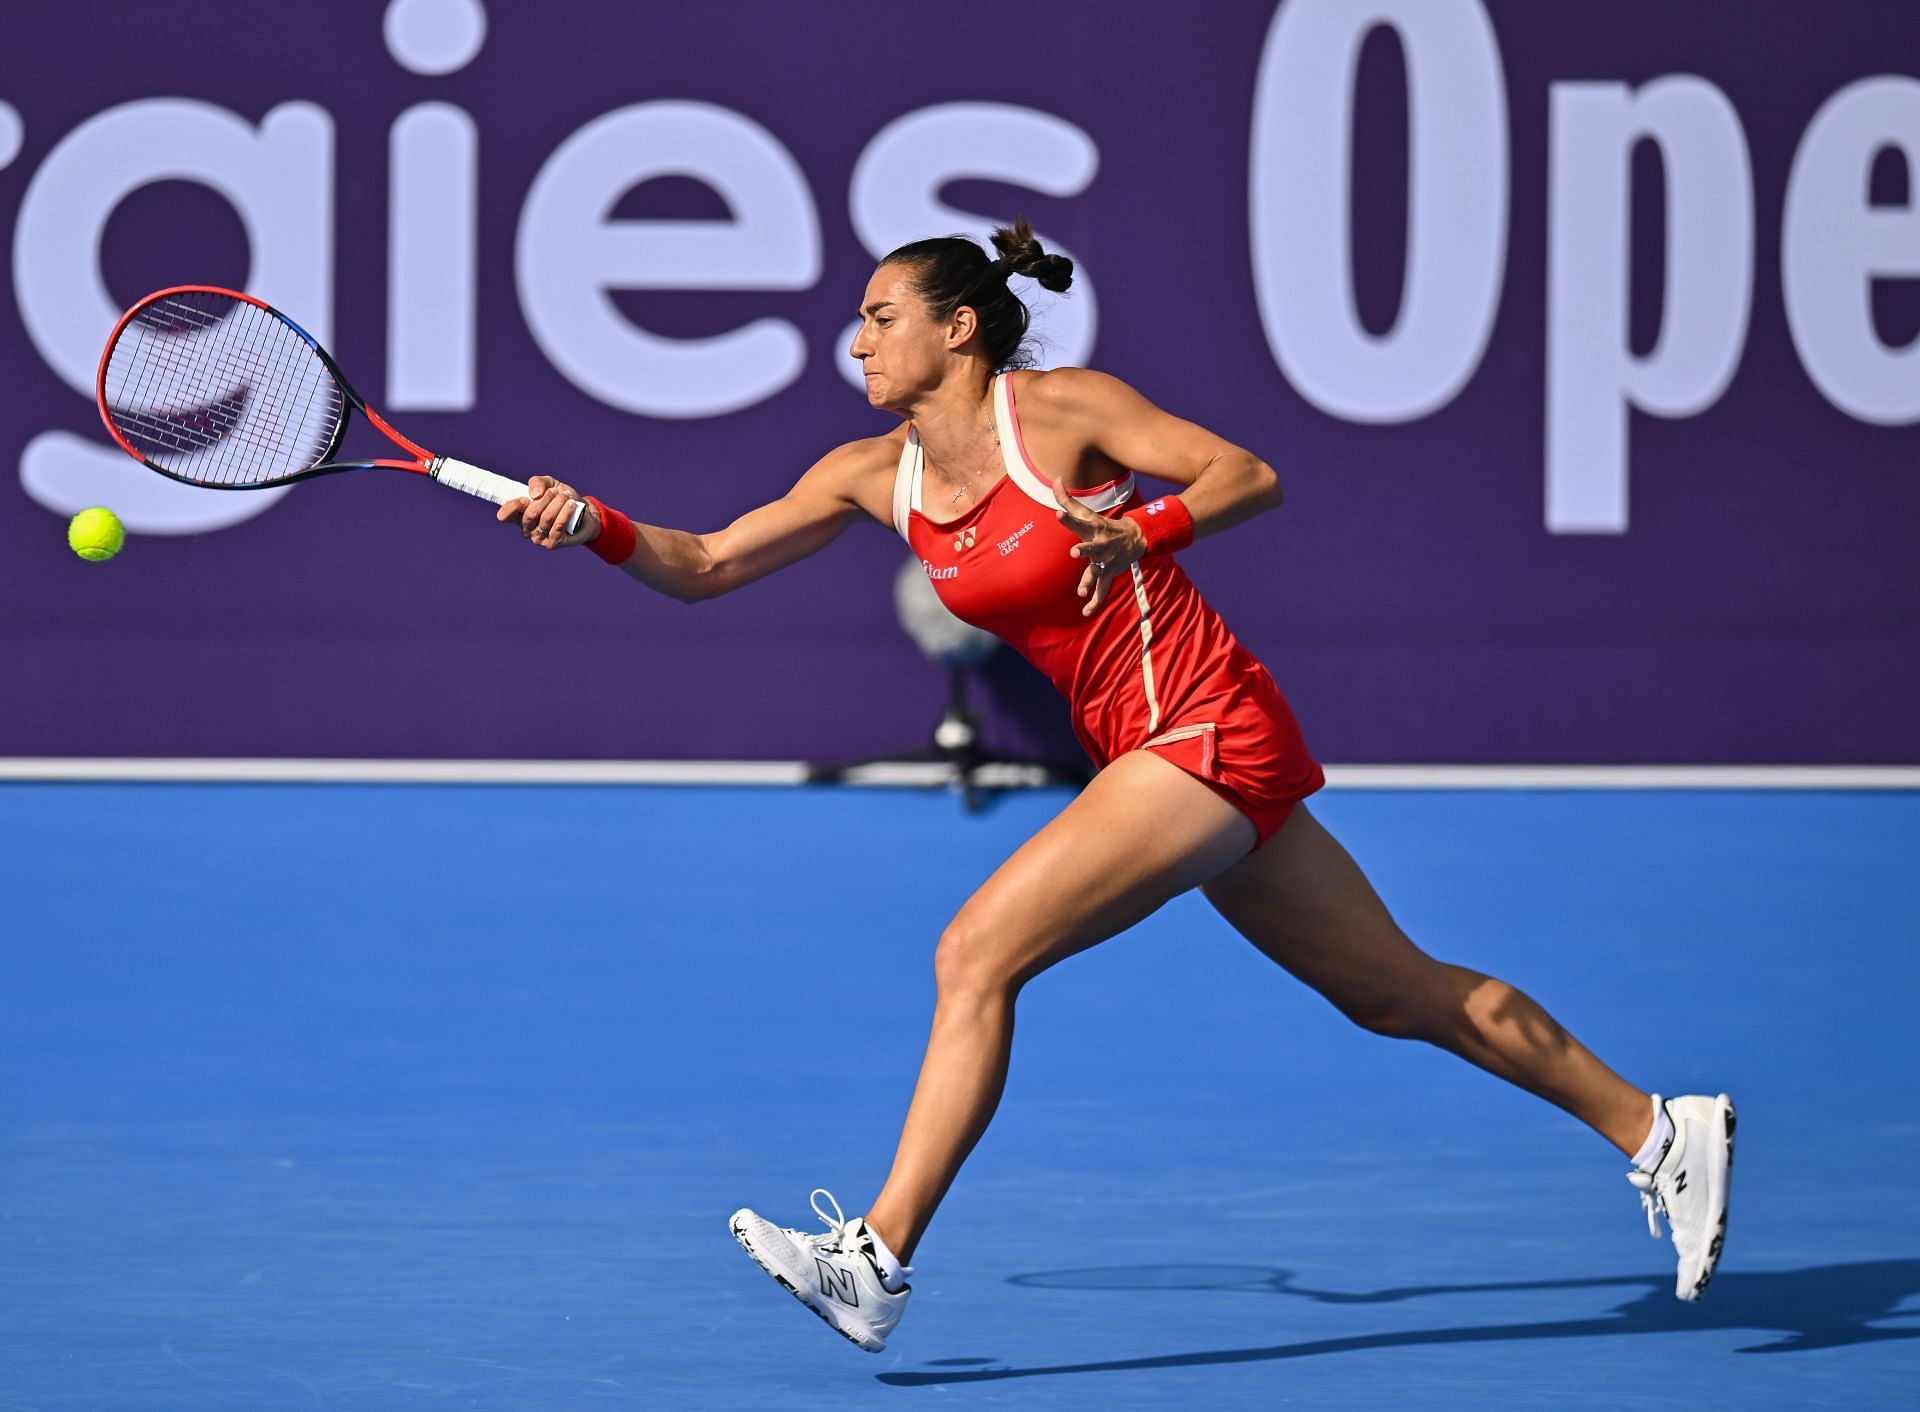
939, 750, 1255, 993
1200, 802, 1442, 1024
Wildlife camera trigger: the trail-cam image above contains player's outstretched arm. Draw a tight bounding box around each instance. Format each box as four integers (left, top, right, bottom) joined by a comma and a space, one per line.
498, 437, 893, 602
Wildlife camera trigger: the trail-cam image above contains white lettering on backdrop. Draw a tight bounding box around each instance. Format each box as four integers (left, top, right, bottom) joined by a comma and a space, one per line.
389, 103, 480, 411
516, 101, 821, 419
1249, 0, 1509, 423
13, 100, 331, 531
1783, 77, 1920, 426
1546, 79, 1755, 533
3, 1, 1911, 537
842, 102, 1099, 392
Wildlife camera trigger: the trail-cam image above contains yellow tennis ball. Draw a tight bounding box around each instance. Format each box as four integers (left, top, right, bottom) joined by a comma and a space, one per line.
68, 506, 126, 562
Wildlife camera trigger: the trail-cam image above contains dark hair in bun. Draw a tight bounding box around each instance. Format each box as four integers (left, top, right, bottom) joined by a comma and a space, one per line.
881, 217, 1074, 371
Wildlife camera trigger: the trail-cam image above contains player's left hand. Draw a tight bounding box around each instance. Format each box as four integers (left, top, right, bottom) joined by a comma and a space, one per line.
1052, 477, 1145, 617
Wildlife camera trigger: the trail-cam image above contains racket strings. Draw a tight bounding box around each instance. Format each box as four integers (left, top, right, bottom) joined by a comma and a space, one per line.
102, 291, 346, 487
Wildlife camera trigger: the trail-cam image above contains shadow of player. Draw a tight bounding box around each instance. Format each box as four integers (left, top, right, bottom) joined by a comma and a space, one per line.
875, 1259, 1920, 1386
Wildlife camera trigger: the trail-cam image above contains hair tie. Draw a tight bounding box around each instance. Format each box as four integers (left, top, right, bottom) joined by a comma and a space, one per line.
960, 258, 1012, 302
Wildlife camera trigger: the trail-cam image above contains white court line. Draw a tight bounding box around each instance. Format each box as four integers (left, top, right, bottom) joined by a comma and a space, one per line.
0, 758, 805, 785
1324, 765, 1920, 790
1, 759, 1918, 789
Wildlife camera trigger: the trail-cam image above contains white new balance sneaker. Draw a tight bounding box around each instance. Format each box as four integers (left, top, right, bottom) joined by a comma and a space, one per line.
1628, 1093, 1736, 1301
729, 1190, 911, 1352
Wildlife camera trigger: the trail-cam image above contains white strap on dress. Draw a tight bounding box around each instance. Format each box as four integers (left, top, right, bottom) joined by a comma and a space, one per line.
893, 373, 1135, 540
991, 373, 1135, 511
890, 427, 924, 542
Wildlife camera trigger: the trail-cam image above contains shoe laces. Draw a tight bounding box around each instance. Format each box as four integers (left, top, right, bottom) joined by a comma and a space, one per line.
807, 1188, 861, 1255
1627, 1170, 1664, 1238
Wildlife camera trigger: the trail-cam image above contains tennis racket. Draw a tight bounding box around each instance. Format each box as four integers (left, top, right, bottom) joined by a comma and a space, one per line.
95, 285, 581, 533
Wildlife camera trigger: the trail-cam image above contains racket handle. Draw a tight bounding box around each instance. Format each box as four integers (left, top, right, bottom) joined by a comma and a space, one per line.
433, 456, 584, 535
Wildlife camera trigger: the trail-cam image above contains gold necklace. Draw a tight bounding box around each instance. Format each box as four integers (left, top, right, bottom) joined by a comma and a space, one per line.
947, 415, 1001, 504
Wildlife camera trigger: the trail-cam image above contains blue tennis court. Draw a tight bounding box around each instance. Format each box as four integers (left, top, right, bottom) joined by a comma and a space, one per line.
4, 782, 1916, 1409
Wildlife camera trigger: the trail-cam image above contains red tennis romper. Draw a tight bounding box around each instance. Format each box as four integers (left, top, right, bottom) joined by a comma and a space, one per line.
893, 372, 1324, 849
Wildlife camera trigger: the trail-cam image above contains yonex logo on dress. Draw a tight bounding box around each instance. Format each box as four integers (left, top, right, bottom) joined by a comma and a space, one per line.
815, 1259, 860, 1307
922, 559, 957, 581
997, 520, 1034, 556
954, 526, 977, 551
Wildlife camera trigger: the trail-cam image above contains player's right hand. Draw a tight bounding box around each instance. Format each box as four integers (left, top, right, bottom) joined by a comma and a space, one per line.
1052, 476, 1144, 616
500, 476, 598, 549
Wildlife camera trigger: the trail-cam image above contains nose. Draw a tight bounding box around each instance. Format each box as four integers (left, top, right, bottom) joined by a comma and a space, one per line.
849, 323, 874, 361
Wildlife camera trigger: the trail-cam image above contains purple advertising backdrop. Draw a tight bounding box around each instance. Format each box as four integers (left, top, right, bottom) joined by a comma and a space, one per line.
2, 0, 1916, 764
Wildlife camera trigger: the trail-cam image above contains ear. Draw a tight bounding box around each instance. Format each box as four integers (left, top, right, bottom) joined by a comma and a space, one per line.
947, 304, 979, 350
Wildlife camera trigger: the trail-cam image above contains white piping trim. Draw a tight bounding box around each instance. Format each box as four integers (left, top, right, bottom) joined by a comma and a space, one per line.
991, 372, 1055, 505
991, 373, 1134, 511
1143, 723, 1216, 748
891, 429, 922, 541
1068, 476, 1135, 513
1126, 561, 1160, 734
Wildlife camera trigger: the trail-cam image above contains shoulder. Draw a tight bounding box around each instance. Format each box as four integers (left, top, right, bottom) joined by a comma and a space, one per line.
792, 424, 910, 521
1007, 367, 1149, 426
804, 425, 907, 486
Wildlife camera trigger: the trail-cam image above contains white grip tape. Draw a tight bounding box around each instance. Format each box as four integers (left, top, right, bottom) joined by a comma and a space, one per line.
433, 457, 583, 533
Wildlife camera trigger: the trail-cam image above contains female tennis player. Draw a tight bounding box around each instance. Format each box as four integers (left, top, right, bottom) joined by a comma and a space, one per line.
502, 220, 1734, 1352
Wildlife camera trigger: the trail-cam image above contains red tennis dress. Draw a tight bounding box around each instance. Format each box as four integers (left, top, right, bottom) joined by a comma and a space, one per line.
894, 372, 1323, 848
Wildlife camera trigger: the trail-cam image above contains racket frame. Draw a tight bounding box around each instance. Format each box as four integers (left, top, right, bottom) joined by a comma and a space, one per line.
96, 285, 580, 533
96, 285, 441, 488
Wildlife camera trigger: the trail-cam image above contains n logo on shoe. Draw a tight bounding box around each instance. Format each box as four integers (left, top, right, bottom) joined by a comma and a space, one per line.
1674, 1170, 1689, 1194
816, 1259, 860, 1307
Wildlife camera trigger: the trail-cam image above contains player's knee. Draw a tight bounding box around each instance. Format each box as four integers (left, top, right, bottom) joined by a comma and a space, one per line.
1336, 992, 1422, 1040
1346, 961, 1486, 1043
1329, 950, 1461, 1041
932, 918, 1020, 1002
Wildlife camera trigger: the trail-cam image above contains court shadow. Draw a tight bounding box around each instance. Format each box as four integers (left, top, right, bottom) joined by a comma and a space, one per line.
875, 1260, 1920, 1386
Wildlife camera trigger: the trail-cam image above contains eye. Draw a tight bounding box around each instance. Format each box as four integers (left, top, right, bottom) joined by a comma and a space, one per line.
875, 317, 893, 328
